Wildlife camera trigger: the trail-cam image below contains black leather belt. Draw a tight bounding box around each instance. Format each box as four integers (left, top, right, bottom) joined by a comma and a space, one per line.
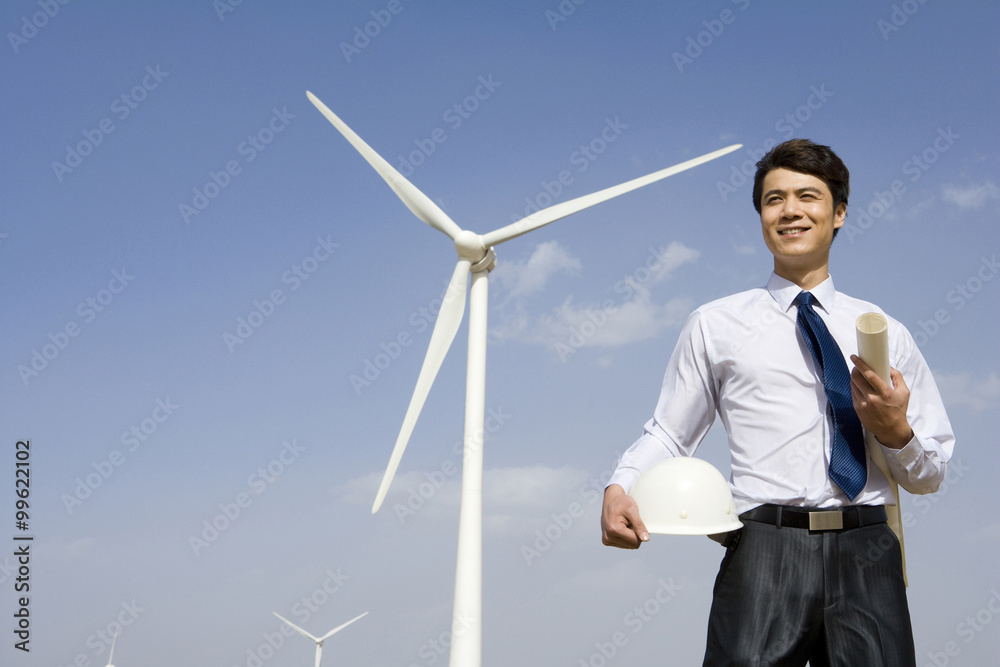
741, 504, 887, 531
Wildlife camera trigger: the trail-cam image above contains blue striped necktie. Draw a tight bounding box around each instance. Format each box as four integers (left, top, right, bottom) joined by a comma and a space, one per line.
794, 291, 868, 500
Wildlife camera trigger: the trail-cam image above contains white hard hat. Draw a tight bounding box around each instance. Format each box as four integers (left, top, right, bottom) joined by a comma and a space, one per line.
629, 457, 743, 535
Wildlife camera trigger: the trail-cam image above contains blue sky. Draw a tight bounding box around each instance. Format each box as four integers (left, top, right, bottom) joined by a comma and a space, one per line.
2, 1, 998, 665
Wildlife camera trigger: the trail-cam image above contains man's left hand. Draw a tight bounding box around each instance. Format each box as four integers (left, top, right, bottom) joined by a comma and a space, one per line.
849, 355, 914, 449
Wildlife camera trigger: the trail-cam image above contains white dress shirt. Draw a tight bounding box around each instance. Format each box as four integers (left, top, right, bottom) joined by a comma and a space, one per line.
608, 273, 956, 514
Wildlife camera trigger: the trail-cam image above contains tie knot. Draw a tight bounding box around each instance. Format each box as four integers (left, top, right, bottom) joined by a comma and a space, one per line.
795, 291, 816, 309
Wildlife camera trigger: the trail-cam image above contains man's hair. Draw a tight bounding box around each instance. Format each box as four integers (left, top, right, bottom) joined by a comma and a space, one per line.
752, 140, 850, 228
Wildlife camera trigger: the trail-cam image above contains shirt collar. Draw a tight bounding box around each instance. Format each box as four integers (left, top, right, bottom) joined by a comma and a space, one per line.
767, 272, 836, 314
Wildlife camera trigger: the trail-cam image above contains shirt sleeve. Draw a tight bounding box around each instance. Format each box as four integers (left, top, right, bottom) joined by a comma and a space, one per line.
607, 309, 719, 493
878, 319, 956, 494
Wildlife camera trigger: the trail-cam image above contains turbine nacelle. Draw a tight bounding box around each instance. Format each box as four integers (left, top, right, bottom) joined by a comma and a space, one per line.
453, 230, 492, 269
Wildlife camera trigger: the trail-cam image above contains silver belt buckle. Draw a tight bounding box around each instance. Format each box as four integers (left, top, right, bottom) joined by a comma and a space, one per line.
809, 510, 843, 531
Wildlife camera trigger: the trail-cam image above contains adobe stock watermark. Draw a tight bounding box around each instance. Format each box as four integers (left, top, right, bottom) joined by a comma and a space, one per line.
877, 0, 932, 41
909, 254, 996, 348
854, 458, 969, 572
777, 435, 823, 490
188, 439, 305, 556
340, 0, 415, 63
842, 126, 959, 243
17, 267, 135, 386
7, 0, 73, 54
0, 555, 18, 586
51, 65, 170, 182
239, 566, 352, 667
507, 116, 629, 227
395, 74, 503, 177
905, 458, 970, 518
544, 0, 586, 30
577, 578, 682, 667
553, 244, 683, 362
521, 453, 621, 566
920, 586, 1000, 667
716, 84, 834, 202
728, 304, 786, 357
213, 0, 247, 21
349, 276, 463, 396
54, 600, 146, 667
179, 106, 296, 224
672, 0, 752, 73
392, 406, 512, 524
61, 397, 180, 514
404, 610, 475, 667
223, 236, 340, 352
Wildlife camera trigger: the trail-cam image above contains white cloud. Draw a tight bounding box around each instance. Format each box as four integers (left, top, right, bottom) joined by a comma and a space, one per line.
732, 241, 756, 255
330, 470, 382, 506
942, 181, 999, 209
492, 241, 699, 357
484, 465, 589, 510
639, 242, 700, 285
333, 465, 596, 535
484, 466, 595, 538
932, 371, 1000, 413
48, 536, 97, 559
903, 196, 936, 220
537, 290, 693, 352
492, 240, 581, 303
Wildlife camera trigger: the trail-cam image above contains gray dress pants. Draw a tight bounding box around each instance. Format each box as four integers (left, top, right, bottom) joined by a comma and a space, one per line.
703, 514, 915, 666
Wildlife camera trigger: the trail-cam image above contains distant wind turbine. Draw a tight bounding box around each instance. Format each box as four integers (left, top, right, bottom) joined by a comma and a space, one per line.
105, 631, 118, 667
273, 611, 368, 667
306, 89, 740, 667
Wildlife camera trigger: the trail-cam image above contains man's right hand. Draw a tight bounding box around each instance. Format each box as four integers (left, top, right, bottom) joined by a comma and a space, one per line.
601, 483, 650, 549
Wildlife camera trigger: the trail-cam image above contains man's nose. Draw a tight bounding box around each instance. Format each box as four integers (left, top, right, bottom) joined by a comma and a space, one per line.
782, 197, 803, 218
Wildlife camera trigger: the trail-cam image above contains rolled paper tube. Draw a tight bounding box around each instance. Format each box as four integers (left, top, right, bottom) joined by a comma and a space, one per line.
855, 313, 894, 478
857, 312, 891, 382
855, 312, 908, 586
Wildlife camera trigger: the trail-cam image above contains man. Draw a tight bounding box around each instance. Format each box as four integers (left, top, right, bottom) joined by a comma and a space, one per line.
601, 139, 955, 666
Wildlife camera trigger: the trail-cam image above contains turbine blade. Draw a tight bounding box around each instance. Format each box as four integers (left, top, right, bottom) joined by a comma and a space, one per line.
273, 612, 320, 643
372, 260, 471, 513
481, 144, 743, 247
306, 91, 464, 240
317, 611, 369, 642
315, 644, 323, 667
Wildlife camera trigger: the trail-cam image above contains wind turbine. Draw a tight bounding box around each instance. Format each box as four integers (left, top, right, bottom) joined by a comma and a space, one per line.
306, 90, 739, 667
272, 611, 368, 667
105, 631, 118, 667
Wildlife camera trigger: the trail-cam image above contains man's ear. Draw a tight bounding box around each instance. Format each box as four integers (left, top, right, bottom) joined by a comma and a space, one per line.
833, 201, 847, 230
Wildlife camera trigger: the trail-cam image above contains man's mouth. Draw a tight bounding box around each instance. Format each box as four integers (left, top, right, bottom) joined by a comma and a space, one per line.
779, 227, 808, 236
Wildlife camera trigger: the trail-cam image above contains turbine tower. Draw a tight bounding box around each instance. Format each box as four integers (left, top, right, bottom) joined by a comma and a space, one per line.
306, 90, 739, 667
105, 631, 118, 667
273, 611, 368, 667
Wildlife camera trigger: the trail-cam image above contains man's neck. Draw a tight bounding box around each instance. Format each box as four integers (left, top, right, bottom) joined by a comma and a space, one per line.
773, 263, 830, 291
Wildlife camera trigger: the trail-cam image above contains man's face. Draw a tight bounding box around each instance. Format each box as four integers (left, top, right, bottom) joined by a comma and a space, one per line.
759, 168, 846, 274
